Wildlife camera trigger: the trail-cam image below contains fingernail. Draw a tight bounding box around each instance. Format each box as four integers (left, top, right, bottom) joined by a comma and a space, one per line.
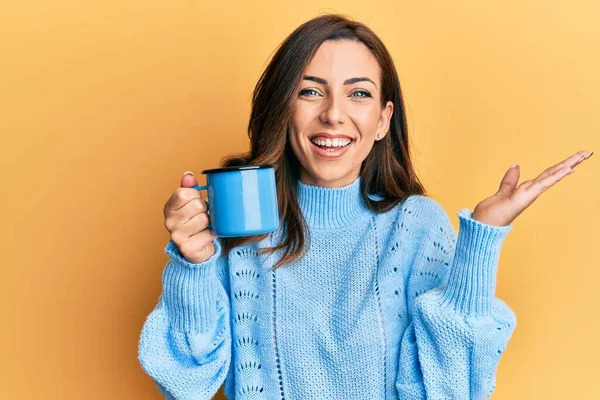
511, 163, 519, 169
183, 170, 194, 177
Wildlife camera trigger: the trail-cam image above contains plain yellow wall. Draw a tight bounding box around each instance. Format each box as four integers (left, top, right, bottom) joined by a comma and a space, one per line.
2, 1, 599, 399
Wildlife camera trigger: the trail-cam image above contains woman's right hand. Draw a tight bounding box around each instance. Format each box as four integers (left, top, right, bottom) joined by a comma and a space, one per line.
163, 171, 218, 264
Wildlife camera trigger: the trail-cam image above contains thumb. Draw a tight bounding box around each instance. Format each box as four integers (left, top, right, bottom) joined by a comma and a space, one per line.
497, 164, 520, 194
181, 170, 198, 188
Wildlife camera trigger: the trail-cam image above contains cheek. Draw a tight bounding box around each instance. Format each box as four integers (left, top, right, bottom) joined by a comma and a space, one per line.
348, 106, 380, 136
289, 106, 316, 150
356, 109, 379, 133
291, 105, 313, 131
287, 120, 307, 161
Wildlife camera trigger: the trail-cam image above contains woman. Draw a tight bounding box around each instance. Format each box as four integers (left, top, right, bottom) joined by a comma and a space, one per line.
138, 13, 592, 400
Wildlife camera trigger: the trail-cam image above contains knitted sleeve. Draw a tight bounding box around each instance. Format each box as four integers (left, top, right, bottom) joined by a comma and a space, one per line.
396, 198, 517, 400
138, 238, 232, 400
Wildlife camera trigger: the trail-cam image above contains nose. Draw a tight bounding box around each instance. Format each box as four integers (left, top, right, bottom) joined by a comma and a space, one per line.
319, 93, 346, 126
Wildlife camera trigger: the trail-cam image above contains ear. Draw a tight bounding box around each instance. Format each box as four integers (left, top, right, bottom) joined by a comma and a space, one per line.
376, 100, 394, 140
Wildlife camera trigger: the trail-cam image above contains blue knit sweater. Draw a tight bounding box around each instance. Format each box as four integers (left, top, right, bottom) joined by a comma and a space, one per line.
138, 176, 516, 399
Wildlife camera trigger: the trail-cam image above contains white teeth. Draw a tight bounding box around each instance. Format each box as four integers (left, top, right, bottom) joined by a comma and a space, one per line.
310, 137, 352, 147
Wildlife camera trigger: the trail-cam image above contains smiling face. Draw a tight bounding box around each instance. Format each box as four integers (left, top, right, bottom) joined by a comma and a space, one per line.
288, 39, 394, 188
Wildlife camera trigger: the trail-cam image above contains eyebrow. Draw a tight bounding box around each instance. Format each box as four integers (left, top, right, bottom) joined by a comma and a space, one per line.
303, 75, 377, 88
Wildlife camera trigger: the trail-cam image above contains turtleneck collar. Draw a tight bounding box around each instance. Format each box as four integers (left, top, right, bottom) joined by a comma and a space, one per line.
296, 176, 372, 230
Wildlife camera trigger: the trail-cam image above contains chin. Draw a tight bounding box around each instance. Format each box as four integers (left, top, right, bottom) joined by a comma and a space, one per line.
301, 166, 357, 187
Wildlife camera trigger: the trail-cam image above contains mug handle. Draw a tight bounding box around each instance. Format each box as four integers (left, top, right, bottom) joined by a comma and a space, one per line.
192, 185, 212, 231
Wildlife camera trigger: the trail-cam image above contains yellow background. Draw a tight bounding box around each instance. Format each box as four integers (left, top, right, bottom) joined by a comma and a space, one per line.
2, 1, 599, 399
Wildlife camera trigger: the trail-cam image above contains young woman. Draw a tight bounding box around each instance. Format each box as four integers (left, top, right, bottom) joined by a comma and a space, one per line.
138, 13, 592, 400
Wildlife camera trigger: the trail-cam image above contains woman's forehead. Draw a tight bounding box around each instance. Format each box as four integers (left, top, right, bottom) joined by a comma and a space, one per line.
303, 40, 380, 84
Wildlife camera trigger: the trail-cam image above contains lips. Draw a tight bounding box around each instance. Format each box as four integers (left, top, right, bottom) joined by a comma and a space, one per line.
309, 133, 353, 140
308, 136, 354, 159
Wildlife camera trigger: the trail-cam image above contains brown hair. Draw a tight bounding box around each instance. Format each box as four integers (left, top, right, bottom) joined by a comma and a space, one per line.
218, 13, 426, 270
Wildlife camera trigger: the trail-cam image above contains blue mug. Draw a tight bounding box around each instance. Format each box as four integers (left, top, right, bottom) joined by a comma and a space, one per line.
193, 164, 279, 237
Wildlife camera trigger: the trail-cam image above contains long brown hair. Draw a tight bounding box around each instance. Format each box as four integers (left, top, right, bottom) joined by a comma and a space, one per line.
217, 13, 426, 270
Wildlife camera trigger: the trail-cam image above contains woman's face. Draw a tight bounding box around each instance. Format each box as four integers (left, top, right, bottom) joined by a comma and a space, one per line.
288, 39, 394, 188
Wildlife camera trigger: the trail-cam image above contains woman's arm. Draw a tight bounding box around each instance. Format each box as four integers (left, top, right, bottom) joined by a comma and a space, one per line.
396, 198, 516, 400
138, 238, 232, 400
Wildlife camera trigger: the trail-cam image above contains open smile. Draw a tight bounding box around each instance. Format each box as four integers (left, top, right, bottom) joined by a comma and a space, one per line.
308, 137, 354, 159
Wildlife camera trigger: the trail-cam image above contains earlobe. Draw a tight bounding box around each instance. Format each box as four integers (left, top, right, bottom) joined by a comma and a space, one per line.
377, 101, 394, 138
376, 131, 388, 140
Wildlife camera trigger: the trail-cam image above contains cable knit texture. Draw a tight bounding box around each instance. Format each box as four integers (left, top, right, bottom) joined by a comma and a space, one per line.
138, 176, 517, 400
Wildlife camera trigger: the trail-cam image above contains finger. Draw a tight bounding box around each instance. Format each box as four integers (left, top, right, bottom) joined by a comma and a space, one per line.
164, 187, 202, 214
170, 215, 212, 244
181, 171, 198, 188
165, 197, 209, 228
171, 211, 211, 242
533, 150, 589, 182
180, 197, 209, 223
497, 164, 520, 195
177, 229, 218, 257
163, 171, 201, 213
525, 165, 572, 195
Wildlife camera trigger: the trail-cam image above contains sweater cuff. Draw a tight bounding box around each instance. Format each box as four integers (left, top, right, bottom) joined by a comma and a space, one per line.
162, 238, 223, 333
439, 208, 513, 317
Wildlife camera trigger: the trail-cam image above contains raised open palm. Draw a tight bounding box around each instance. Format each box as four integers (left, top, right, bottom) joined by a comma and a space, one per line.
472, 150, 594, 227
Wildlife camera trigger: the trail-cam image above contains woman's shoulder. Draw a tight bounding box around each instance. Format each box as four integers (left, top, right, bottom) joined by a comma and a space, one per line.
374, 194, 454, 238
402, 194, 451, 222
370, 192, 447, 217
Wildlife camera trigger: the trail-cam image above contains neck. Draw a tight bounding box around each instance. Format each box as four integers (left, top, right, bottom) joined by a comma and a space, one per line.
296, 175, 372, 230
298, 168, 361, 188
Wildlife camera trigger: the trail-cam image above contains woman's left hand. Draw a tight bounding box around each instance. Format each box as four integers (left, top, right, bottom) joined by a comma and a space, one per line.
471, 150, 594, 227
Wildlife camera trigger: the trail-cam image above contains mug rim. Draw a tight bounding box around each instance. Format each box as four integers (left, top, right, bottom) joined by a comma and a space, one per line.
201, 164, 275, 175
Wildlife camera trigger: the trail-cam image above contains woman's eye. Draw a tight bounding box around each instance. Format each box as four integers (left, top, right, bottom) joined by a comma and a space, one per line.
299, 89, 372, 98
352, 90, 372, 98
300, 89, 319, 96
